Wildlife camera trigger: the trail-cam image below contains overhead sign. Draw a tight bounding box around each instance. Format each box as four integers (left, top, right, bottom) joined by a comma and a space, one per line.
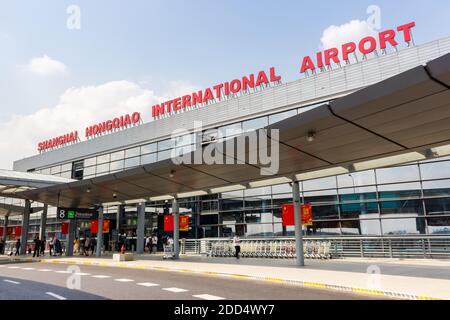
300, 21, 416, 75
151, 67, 282, 119
57, 208, 98, 220
282, 204, 313, 226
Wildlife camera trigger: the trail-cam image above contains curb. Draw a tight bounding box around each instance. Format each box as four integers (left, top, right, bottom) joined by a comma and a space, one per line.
0, 257, 38, 265
39, 259, 443, 300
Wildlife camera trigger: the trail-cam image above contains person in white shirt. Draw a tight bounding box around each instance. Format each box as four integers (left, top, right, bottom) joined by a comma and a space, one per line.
232, 235, 241, 259
151, 235, 158, 254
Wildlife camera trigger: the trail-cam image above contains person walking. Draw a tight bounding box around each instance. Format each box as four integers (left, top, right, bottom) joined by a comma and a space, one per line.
14, 238, 21, 256
74, 237, 80, 255
84, 236, 90, 256
145, 236, 151, 253
233, 235, 241, 259
151, 235, 158, 254
32, 236, 40, 258
40, 236, 46, 256
90, 237, 96, 256
48, 236, 54, 256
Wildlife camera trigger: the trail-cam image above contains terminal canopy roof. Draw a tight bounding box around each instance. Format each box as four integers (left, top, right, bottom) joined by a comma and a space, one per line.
0, 169, 73, 216
18, 53, 450, 209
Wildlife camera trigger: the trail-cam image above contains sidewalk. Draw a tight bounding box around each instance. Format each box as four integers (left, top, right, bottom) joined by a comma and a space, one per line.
28, 254, 450, 300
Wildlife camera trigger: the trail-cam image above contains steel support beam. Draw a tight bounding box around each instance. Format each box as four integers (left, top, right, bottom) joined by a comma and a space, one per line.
173, 198, 179, 259
19, 200, 31, 255
39, 204, 48, 241
136, 203, 146, 254
293, 181, 305, 266
96, 206, 104, 257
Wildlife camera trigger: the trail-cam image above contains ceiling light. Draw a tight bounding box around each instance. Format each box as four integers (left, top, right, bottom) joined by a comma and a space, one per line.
295, 167, 349, 181
353, 152, 425, 171
210, 184, 247, 194
430, 145, 450, 157
149, 195, 174, 202
123, 199, 147, 205
177, 190, 208, 198
249, 177, 292, 188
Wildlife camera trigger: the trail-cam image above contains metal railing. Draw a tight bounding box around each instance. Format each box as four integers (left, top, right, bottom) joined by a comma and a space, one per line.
180, 236, 450, 259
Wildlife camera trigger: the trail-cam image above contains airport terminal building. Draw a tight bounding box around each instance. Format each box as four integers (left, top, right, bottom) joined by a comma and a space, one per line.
2, 27, 450, 254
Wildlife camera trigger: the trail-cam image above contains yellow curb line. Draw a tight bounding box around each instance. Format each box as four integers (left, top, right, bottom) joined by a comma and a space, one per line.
33, 259, 444, 300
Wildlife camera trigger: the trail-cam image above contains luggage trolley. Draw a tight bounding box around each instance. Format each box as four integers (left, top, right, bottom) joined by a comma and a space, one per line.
163, 244, 175, 259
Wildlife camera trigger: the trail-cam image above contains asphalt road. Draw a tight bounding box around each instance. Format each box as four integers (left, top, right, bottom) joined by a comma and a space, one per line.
0, 262, 382, 300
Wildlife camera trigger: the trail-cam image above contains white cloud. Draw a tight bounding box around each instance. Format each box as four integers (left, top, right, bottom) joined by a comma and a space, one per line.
0, 80, 165, 169
320, 20, 377, 50
28, 55, 68, 76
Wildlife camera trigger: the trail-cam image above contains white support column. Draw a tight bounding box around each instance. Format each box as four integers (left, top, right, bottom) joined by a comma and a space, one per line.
293, 181, 305, 266
20, 200, 31, 255
136, 203, 146, 254
173, 198, 180, 259
39, 204, 48, 241
96, 206, 104, 257
66, 219, 76, 257
1, 214, 9, 254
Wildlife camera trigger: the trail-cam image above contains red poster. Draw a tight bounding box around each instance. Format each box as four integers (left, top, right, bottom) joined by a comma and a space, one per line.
61, 222, 69, 235
90, 220, 110, 234
15, 226, 22, 238
282, 204, 313, 226
164, 215, 189, 232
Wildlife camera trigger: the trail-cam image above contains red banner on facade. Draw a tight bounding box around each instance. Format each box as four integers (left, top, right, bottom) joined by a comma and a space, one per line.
15, 226, 22, 238
164, 215, 189, 232
90, 220, 110, 234
0, 227, 3, 237
282, 204, 313, 226
61, 222, 69, 235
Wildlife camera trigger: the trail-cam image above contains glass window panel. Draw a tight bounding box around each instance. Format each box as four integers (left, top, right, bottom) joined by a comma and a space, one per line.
337, 170, 375, 188
199, 214, 218, 225
242, 116, 268, 132
244, 195, 272, 209
61, 163, 72, 172
83, 166, 96, 176
157, 150, 172, 161
110, 150, 124, 161
382, 217, 425, 235
376, 165, 420, 184
424, 198, 450, 215
124, 157, 140, 169
378, 182, 421, 199
272, 183, 293, 194
244, 187, 271, 197
245, 223, 273, 237
84, 157, 96, 167
60, 171, 72, 179
158, 139, 175, 151
41, 168, 50, 175
427, 217, 450, 234
303, 176, 337, 191
340, 202, 379, 219
141, 153, 157, 165
309, 220, 341, 236
339, 187, 377, 202
110, 160, 124, 171
341, 219, 381, 236
380, 200, 423, 216
273, 208, 282, 223
420, 161, 450, 180
125, 147, 140, 158
268, 109, 297, 125
203, 226, 218, 238
272, 193, 292, 208
173, 145, 193, 157
97, 154, 110, 164
218, 123, 242, 138
311, 205, 339, 220
304, 190, 338, 205
50, 165, 61, 174
141, 143, 157, 154
96, 163, 109, 174
220, 212, 244, 224
422, 180, 450, 197
221, 190, 244, 199
173, 133, 195, 147
220, 198, 244, 211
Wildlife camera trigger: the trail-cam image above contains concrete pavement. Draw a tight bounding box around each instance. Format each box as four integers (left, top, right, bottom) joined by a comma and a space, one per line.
0, 262, 376, 300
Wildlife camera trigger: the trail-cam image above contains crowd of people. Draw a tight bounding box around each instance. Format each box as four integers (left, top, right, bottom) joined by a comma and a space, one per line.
7, 236, 64, 257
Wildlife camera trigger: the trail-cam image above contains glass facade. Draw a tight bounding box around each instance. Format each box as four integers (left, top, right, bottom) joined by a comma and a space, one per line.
25, 101, 450, 238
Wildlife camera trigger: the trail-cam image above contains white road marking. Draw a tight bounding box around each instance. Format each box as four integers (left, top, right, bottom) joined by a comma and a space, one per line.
38, 269, 52, 272
137, 282, 159, 287
114, 278, 134, 282
56, 270, 70, 274
3, 280, 20, 285
193, 294, 226, 300
74, 273, 91, 276
91, 275, 110, 279
46, 292, 67, 300
7, 266, 20, 269
163, 287, 188, 293
21, 267, 35, 270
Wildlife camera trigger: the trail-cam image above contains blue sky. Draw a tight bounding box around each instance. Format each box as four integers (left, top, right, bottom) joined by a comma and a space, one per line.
0, 0, 449, 168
